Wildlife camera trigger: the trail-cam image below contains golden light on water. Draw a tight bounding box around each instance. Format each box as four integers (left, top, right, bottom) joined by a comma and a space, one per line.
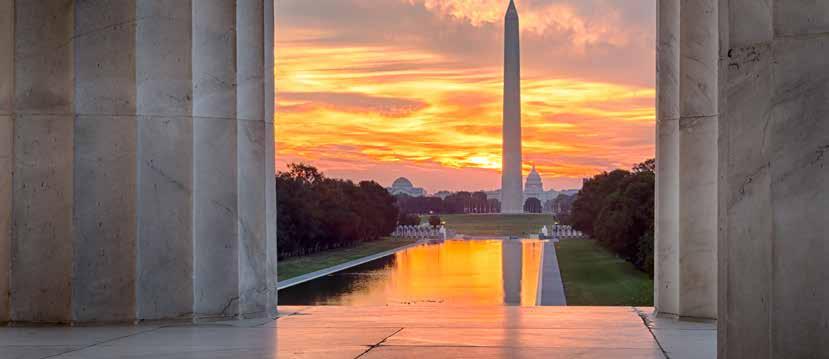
279, 240, 548, 306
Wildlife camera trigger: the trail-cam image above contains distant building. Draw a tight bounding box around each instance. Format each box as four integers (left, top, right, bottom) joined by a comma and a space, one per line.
485, 164, 562, 213
387, 177, 426, 197
433, 191, 452, 200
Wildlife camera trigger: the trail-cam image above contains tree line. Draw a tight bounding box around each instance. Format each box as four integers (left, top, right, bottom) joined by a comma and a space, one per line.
395, 191, 501, 215
276, 163, 399, 259
569, 159, 655, 276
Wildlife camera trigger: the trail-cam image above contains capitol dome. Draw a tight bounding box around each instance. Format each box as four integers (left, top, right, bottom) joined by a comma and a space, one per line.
387, 177, 426, 197
524, 164, 544, 193
392, 177, 414, 189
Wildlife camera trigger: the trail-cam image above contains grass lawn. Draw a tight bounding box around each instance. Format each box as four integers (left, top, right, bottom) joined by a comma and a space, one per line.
555, 239, 653, 306
277, 237, 418, 281
434, 213, 555, 237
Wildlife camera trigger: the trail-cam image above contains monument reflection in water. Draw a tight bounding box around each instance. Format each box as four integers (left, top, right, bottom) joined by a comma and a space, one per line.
278, 239, 544, 306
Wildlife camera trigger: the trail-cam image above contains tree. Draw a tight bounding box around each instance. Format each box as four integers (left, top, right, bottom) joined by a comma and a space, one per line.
276, 163, 400, 258
398, 213, 421, 226
523, 198, 542, 213
428, 215, 442, 228
568, 159, 655, 276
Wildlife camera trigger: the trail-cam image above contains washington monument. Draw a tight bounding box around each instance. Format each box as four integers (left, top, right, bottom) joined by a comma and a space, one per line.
501, 0, 523, 213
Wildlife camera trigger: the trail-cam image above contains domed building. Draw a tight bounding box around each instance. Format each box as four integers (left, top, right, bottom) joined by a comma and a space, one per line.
387, 177, 427, 197
485, 164, 561, 212
524, 164, 544, 198
522, 164, 559, 212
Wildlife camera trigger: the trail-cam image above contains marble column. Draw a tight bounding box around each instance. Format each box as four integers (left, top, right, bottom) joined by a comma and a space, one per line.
135, 0, 194, 320
0, 0, 12, 324
654, 0, 680, 317
11, 0, 75, 323
72, 0, 138, 322
237, 0, 271, 317
678, 0, 718, 320
264, 0, 278, 311
192, 0, 239, 319
1, 0, 277, 324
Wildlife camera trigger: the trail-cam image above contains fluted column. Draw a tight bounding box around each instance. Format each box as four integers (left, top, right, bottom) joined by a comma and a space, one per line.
0, 0, 12, 323
654, 0, 680, 317
192, 0, 239, 319
236, 0, 274, 317
678, 0, 718, 320
10, 0, 75, 323
264, 0, 278, 311
72, 0, 138, 322
135, 0, 194, 320
1, 0, 277, 324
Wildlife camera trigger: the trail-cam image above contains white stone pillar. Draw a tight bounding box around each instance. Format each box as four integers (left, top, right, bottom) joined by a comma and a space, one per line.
678, 0, 718, 320
135, 0, 194, 320
11, 0, 75, 323
264, 0, 278, 313
72, 0, 138, 322
192, 0, 240, 319
0, 0, 12, 324
236, 0, 275, 317
654, 0, 680, 317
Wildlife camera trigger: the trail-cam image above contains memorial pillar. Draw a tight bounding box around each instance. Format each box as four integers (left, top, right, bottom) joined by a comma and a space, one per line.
238, 0, 277, 317
678, 0, 718, 320
654, 0, 680, 317
192, 0, 240, 319
135, 0, 194, 320
10, 0, 75, 323
0, 0, 13, 323
72, 0, 138, 322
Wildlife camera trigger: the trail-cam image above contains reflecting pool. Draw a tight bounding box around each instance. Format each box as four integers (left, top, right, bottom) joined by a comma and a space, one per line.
278, 239, 545, 306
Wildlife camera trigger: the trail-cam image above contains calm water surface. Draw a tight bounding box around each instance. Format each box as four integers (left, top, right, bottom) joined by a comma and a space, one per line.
278, 239, 544, 306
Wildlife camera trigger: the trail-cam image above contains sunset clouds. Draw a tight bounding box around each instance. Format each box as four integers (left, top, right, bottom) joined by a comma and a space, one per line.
275, 0, 655, 191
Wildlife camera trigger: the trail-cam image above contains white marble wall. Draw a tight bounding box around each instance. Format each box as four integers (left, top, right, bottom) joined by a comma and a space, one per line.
0, 0, 277, 324
719, 0, 829, 357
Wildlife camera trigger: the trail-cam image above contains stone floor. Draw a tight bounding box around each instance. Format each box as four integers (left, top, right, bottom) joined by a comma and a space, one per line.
0, 306, 715, 359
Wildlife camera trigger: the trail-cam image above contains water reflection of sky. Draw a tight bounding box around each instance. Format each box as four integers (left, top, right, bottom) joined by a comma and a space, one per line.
278, 239, 544, 306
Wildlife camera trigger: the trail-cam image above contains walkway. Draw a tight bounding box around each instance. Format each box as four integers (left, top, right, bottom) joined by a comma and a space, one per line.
0, 306, 715, 359
538, 240, 567, 305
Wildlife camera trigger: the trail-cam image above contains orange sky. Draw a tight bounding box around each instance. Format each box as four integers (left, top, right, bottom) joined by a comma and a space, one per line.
275, 0, 656, 192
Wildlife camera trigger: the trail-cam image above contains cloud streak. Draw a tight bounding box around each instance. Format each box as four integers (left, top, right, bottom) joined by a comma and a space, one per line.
276, 0, 655, 191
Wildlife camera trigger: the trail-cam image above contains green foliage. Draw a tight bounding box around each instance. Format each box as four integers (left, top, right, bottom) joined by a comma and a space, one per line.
398, 212, 421, 226
555, 239, 654, 306
523, 197, 542, 213
570, 159, 655, 276
428, 215, 442, 228
396, 191, 499, 214
276, 163, 399, 259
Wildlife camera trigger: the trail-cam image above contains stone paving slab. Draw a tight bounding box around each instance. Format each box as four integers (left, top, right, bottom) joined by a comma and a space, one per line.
361, 346, 668, 359
0, 306, 715, 359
